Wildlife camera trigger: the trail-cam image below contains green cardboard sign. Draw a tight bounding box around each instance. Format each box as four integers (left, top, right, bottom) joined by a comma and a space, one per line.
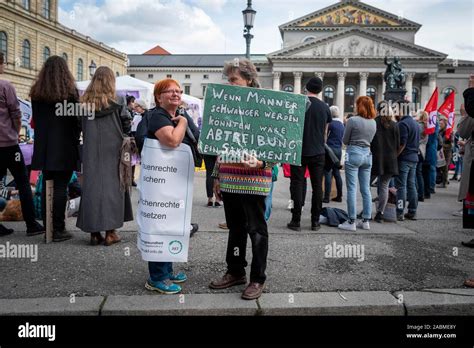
198, 83, 307, 165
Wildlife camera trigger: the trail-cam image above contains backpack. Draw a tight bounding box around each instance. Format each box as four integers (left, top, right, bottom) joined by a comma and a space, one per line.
135, 108, 154, 154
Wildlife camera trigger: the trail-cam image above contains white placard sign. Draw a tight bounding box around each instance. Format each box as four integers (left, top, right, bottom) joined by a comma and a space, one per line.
137, 138, 194, 262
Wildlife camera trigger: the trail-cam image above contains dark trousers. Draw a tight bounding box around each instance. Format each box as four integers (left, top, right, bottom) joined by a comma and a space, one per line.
0, 145, 36, 228
203, 154, 217, 198
290, 154, 325, 223
41, 170, 72, 232
324, 147, 343, 199
422, 162, 434, 198
416, 161, 424, 200
222, 192, 268, 284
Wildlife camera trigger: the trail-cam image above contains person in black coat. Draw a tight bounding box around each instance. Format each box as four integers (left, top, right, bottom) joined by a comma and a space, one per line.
370, 102, 400, 222
30, 56, 81, 242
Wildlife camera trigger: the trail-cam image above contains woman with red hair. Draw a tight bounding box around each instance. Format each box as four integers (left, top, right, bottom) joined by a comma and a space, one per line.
339, 96, 377, 231
142, 78, 199, 295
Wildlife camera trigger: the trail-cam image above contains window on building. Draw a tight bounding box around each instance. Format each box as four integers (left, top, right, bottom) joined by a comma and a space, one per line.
166, 74, 172, 78
23, 0, 30, 10
43, 0, 51, 19
130, 74, 135, 78
185, 74, 191, 79
443, 87, 456, 100
77, 58, 83, 81
282, 84, 294, 93
21, 39, 31, 68
446, 69, 455, 74
62, 53, 68, 62
43, 46, 50, 63
323, 86, 335, 106
148, 74, 154, 79
412, 87, 420, 105
203, 74, 209, 79
366, 86, 377, 105
202, 85, 207, 96
116, 72, 120, 77
345, 86, 355, 113
184, 85, 191, 95
0, 32, 7, 61
302, 36, 316, 43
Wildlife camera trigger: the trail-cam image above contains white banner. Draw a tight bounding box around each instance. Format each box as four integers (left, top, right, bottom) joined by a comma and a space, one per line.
137, 138, 194, 262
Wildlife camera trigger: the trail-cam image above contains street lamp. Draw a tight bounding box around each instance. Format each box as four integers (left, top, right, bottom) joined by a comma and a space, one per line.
89, 60, 97, 78
242, 0, 256, 59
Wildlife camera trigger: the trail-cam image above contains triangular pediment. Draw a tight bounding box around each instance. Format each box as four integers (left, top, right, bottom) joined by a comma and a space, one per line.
269, 28, 446, 59
280, 0, 421, 30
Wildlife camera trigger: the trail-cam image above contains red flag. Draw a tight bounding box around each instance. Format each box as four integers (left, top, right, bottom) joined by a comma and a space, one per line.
424, 87, 438, 135
438, 91, 456, 140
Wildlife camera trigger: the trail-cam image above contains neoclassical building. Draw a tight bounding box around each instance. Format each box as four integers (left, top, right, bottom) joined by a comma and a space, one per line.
128, 0, 473, 114
0, 0, 127, 99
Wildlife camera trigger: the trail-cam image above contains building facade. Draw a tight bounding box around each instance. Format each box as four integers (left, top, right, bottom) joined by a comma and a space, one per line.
0, 0, 127, 99
128, 0, 473, 114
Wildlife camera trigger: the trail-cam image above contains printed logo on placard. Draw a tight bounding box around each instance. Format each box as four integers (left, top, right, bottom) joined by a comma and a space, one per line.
169, 241, 183, 255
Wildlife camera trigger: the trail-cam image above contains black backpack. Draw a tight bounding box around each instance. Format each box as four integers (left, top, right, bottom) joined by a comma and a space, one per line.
135, 108, 154, 154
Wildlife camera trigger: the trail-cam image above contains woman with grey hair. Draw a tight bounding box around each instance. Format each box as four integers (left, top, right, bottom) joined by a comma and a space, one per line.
323, 105, 344, 203
209, 57, 271, 300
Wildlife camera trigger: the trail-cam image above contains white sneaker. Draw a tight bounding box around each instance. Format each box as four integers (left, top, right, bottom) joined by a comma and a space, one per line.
452, 209, 463, 217
357, 220, 370, 230
338, 221, 356, 231
287, 200, 294, 210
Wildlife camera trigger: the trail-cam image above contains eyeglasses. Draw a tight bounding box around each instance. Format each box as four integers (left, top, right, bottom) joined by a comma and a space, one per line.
161, 89, 183, 95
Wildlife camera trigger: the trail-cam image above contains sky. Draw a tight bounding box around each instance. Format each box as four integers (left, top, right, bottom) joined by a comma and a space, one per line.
58, 0, 474, 60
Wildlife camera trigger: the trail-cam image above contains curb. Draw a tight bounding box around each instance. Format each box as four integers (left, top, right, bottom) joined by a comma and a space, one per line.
1, 289, 472, 316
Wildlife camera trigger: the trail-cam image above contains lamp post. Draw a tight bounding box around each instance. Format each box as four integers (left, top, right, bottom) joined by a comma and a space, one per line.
89, 60, 97, 78
242, 0, 256, 59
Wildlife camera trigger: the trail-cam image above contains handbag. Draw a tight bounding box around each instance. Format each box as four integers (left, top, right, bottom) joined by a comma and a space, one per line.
185, 125, 203, 168
324, 144, 342, 171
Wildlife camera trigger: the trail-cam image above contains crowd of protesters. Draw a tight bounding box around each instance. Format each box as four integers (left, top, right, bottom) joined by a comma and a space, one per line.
1, 50, 473, 294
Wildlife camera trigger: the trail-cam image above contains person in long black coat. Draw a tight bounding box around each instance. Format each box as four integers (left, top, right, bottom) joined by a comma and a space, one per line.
370, 103, 400, 222
30, 56, 81, 242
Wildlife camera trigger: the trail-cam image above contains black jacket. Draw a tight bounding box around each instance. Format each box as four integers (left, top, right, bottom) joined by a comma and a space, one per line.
370, 116, 400, 177
31, 99, 81, 171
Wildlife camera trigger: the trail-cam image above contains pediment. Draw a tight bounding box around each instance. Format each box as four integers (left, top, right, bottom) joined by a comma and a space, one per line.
280, 0, 421, 30
269, 28, 446, 59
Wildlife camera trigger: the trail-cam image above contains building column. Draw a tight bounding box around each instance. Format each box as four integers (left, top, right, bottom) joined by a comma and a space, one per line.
428, 72, 437, 94
293, 71, 302, 94
405, 72, 415, 102
359, 72, 369, 97
272, 71, 281, 91
377, 72, 384, 102
337, 72, 346, 114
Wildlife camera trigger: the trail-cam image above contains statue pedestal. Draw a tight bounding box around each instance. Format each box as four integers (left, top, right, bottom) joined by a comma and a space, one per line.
384, 88, 407, 102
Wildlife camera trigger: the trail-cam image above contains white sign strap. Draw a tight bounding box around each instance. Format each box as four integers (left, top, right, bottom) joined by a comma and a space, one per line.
137, 138, 194, 262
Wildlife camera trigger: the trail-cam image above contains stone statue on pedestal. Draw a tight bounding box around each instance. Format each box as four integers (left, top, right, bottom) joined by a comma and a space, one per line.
384, 56, 407, 101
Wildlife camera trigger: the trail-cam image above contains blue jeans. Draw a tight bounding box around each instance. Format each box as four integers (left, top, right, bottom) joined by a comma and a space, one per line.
344, 146, 372, 221
264, 182, 274, 221
0, 197, 6, 211
455, 156, 463, 176
395, 161, 418, 215
148, 262, 173, 282
429, 163, 436, 192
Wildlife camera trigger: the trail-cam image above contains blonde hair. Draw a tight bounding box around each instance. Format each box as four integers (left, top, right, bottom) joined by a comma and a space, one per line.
81, 66, 116, 110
